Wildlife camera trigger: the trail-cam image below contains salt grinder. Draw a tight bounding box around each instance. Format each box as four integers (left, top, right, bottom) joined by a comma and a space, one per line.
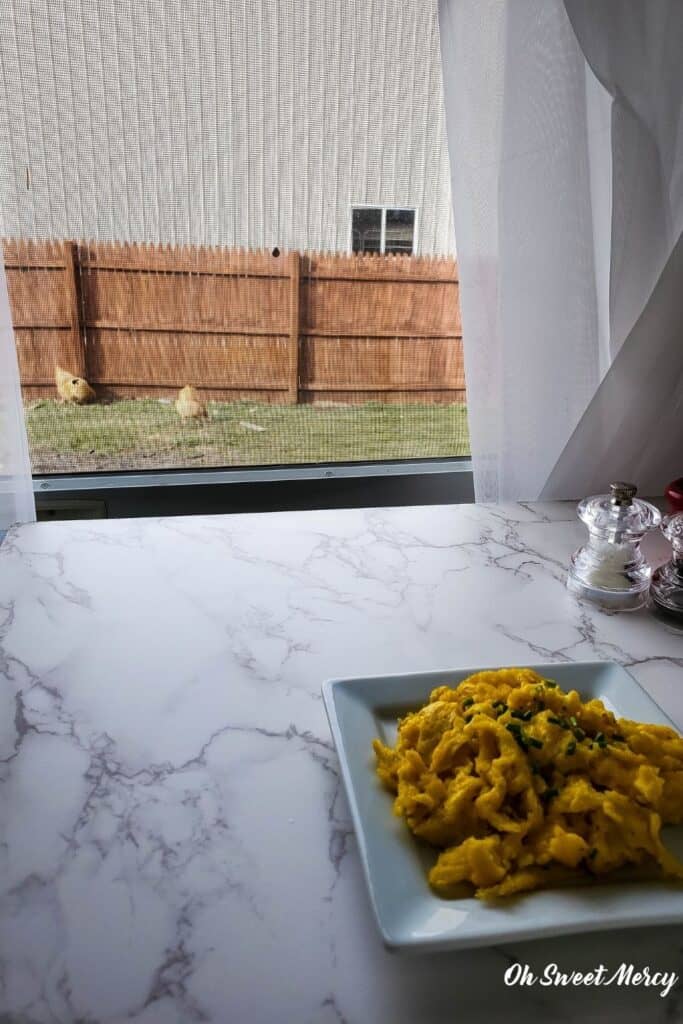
567, 483, 661, 610
650, 512, 683, 627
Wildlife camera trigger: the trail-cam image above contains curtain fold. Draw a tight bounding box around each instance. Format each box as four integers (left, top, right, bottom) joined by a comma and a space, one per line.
545, 0, 683, 497
439, 0, 683, 501
0, 255, 35, 533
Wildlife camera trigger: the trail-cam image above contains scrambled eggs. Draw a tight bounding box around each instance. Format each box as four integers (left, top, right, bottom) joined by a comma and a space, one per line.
373, 668, 683, 899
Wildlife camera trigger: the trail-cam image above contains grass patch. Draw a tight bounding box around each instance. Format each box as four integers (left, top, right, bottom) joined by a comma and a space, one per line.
25, 399, 470, 473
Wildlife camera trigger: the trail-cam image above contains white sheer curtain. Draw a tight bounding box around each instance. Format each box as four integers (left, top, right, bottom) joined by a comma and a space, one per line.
439, 0, 683, 501
0, 257, 34, 532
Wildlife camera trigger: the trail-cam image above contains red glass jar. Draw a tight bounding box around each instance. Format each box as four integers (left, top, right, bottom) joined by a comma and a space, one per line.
665, 478, 683, 513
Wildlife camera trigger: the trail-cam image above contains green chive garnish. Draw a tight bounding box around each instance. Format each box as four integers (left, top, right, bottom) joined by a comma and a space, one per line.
506, 722, 542, 751
506, 723, 528, 751
462, 697, 474, 709
555, 716, 570, 729
566, 740, 577, 755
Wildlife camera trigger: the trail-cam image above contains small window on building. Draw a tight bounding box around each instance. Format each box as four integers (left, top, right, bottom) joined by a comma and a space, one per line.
351, 207, 416, 255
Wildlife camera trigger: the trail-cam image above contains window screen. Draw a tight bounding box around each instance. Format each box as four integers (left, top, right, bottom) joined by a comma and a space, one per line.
0, 0, 468, 475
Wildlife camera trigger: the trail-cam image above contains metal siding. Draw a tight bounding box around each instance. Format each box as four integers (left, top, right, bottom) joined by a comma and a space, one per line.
0, 0, 455, 254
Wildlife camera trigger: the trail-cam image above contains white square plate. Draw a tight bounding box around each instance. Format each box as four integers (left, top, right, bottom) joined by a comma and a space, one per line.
322, 661, 683, 952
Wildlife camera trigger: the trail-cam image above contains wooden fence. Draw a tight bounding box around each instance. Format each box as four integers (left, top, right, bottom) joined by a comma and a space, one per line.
4, 240, 463, 404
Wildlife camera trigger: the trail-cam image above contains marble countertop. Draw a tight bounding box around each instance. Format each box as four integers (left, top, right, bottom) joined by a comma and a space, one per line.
1, 502, 681, 1024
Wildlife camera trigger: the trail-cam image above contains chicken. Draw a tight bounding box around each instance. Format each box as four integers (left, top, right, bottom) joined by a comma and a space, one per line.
55, 365, 95, 404
174, 385, 208, 420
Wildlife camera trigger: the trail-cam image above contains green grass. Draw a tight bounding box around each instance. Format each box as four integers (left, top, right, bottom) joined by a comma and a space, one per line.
25, 398, 470, 473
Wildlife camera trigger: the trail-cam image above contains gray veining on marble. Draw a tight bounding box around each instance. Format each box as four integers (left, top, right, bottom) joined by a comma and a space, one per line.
0, 503, 681, 1024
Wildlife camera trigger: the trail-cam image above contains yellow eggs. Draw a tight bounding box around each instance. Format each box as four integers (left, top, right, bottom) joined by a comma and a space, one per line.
373, 668, 683, 899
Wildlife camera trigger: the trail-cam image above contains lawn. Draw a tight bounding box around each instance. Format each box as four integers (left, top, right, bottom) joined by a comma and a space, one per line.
25, 399, 470, 473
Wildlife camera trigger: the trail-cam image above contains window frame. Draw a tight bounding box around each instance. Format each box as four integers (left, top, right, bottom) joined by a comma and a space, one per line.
26, 198, 462, 515
350, 204, 419, 255
33, 458, 474, 518
21, 199, 467, 516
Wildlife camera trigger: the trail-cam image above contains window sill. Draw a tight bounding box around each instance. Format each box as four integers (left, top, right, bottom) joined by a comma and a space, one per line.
33, 458, 474, 519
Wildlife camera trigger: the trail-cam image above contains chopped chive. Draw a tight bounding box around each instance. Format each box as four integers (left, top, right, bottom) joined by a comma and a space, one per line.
569, 715, 578, 728
492, 700, 506, 710
544, 680, 557, 688
505, 723, 528, 751
511, 709, 533, 721
573, 727, 586, 741
549, 716, 571, 729
595, 731, 607, 748
566, 740, 577, 755
462, 697, 474, 709
506, 722, 542, 750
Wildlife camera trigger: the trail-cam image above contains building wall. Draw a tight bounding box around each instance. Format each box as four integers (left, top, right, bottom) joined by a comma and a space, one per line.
0, 0, 455, 255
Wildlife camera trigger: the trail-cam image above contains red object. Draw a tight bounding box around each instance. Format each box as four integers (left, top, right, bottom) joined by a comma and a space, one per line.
665, 478, 683, 512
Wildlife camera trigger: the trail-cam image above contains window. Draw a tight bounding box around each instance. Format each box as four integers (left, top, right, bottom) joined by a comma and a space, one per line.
351, 207, 417, 255
1, 0, 467, 484
351, 208, 383, 254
